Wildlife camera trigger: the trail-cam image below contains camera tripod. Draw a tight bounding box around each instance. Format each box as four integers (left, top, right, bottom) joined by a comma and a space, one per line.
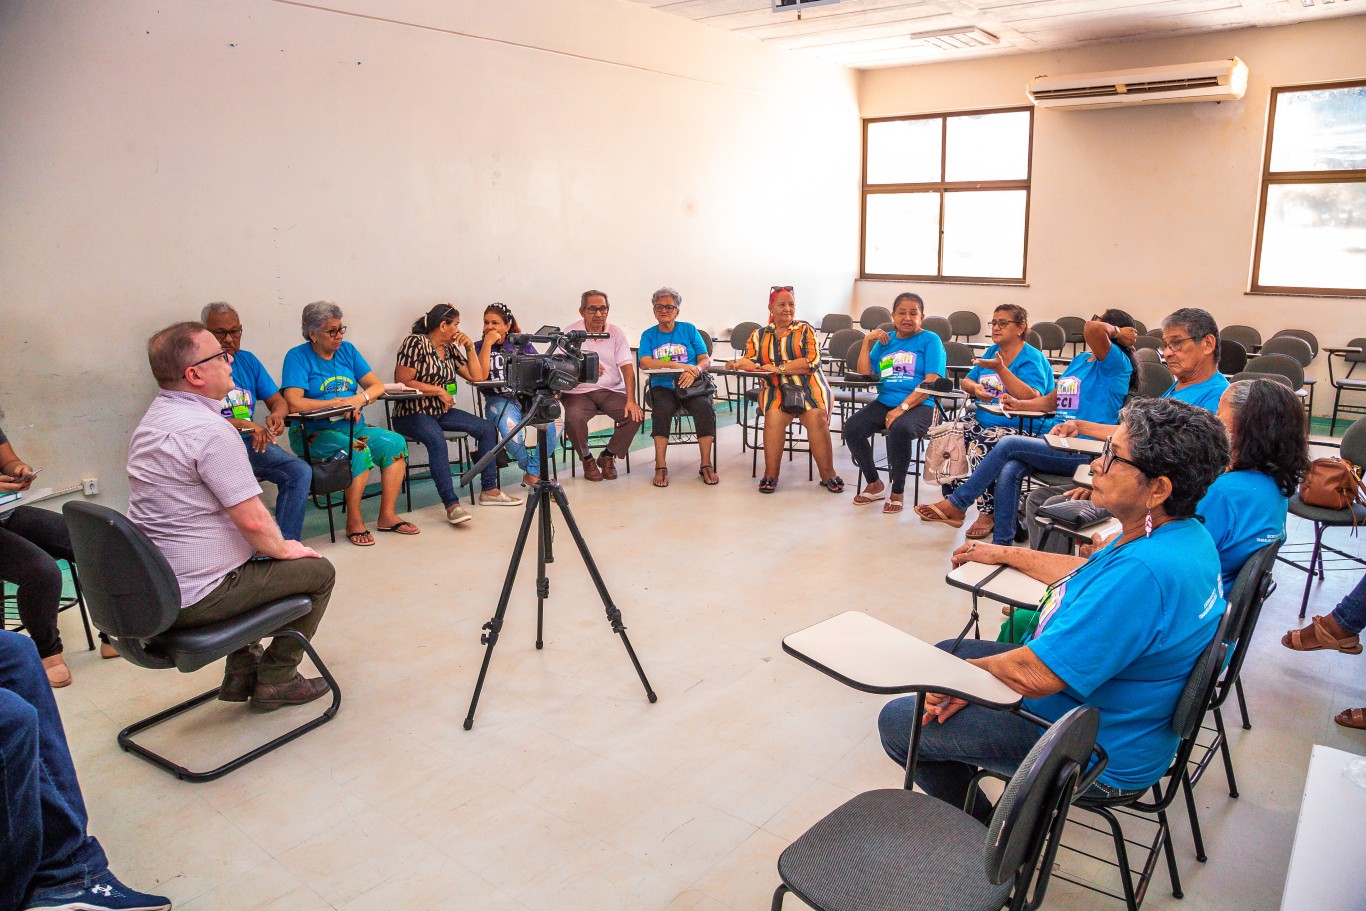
460, 393, 656, 730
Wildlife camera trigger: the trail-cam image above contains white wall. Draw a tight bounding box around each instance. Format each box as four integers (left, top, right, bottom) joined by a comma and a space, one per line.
0, 0, 860, 506
855, 17, 1366, 412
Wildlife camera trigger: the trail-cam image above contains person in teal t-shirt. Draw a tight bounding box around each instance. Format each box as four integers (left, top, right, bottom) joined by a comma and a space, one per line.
638, 287, 715, 488
879, 398, 1230, 818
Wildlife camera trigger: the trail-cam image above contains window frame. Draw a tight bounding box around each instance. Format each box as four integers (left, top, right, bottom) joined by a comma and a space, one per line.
1250, 78, 1366, 297
860, 105, 1034, 284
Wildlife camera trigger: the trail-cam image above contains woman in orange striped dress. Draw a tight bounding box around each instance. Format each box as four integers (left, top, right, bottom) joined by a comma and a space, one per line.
726, 286, 842, 494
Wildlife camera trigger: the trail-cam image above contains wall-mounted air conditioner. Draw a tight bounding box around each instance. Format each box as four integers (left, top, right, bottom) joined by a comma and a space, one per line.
1027, 58, 1249, 110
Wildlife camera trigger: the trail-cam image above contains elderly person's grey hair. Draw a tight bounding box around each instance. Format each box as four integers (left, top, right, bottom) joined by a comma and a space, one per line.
1116, 397, 1229, 519
651, 287, 682, 308
1161, 307, 1220, 359
301, 301, 344, 341
200, 301, 238, 323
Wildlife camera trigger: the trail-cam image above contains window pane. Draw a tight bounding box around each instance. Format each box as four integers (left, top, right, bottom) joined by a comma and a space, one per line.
942, 190, 1027, 279
1258, 183, 1366, 290
945, 111, 1031, 182
1269, 86, 1366, 172
864, 192, 941, 275
866, 118, 941, 184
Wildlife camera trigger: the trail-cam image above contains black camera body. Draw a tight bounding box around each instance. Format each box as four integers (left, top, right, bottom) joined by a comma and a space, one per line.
503, 329, 604, 421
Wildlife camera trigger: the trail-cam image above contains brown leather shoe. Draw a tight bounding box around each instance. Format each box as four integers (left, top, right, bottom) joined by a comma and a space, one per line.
219, 669, 258, 703
581, 454, 603, 481
598, 452, 618, 480
251, 673, 330, 710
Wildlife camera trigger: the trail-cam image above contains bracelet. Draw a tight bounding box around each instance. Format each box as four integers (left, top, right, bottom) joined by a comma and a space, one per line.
361, 390, 371, 404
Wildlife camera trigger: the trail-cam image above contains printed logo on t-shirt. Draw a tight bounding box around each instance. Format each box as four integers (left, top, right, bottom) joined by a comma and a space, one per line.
221, 386, 254, 420
1056, 376, 1081, 413
879, 351, 917, 379
653, 342, 688, 363
319, 375, 356, 395
979, 373, 1004, 398
1035, 581, 1068, 636
488, 351, 506, 382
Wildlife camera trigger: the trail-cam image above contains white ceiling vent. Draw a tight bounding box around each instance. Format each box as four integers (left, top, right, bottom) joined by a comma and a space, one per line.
772, 0, 843, 11
1028, 58, 1249, 110
908, 27, 1001, 50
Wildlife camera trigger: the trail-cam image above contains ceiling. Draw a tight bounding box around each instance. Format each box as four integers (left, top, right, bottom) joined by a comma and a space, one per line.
625, 0, 1362, 70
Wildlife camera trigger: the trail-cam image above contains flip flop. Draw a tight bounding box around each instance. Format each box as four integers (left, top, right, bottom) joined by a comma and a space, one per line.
654, 466, 669, 488
699, 464, 719, 486
882, 496, 904, 515
1282, 616, 1363, 654
346, 530, 375, 546
965, 513, 995, 540
853, 489, 886, 506
1335, 707, 1366, 730
914, 502, 965, 528
819, 476, 845, 493
377, 520, 420, 535
759, 476, 778, 494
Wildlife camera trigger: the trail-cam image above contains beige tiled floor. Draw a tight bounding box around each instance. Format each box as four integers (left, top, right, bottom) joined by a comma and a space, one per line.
49, 423, 1366, 910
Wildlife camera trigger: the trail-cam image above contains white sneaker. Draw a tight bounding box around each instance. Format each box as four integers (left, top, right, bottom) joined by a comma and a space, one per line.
446, 503, 473, 525
479, 490, 523, 507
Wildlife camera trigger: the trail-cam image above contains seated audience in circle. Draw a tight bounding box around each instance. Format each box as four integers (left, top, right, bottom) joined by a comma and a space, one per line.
914, 310, 1139, 542
880, 397, 1230, 822
1284, 572, 1366, 729
561, 290, 644, 482
728, 286, 841, 494
839, 292, 942, 510
473, 302, 558, 487
639, 287, 715, 488
281, 301, 416, 545
391, 304, 521, 525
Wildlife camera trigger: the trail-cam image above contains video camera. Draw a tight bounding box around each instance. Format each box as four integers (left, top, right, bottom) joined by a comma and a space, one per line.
503, 328, 605, 421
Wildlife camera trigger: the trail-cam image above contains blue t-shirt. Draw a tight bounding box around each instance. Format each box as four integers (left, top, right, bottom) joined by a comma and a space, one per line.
966, 343, 1056, 429
1049, 349, 1132, 437
1197, 470, 1288, 592
640, 323, 708, 388
281, 341, 373, 431
472, 338, 537, 399
869, 330, 947, 408
1164, 372, 1229, 413
1024, 519, 1226, 791
220, 349, 280, 421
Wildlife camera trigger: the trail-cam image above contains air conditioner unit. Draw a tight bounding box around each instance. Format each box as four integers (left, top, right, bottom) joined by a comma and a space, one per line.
1027, 58, 1248, 110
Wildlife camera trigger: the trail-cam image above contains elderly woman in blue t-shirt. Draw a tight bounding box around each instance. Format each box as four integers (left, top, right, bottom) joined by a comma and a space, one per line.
880, 397, 1230, 819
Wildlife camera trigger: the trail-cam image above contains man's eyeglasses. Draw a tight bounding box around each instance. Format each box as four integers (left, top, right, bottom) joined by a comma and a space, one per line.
189, 349, 233, 370
584, 306, 609, 314
1162, 336, 1195, 352
988, 319, 1020, 329
209, 328, 244, 339
1099, 436, 1149, 476
320, 325, 348, 338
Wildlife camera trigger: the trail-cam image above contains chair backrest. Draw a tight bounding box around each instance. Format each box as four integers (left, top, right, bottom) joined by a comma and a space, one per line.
1230, 370, 1292, 389
1218, 339, 1248, 375
859, 306, 891, 330
984, 705, 1099, 889
1222, 324, 1262, 350
845, 334, 867, 366
878, 321, 895, 334
1215, 540, 1282, 706
1344, 337, 1366, 365
1340, 415, 1366, 466
1260, 336, 1313, 368
1032, 321, 1066, 354
818, 312, 853, 334
1245, 353, 1304, 390
1134, 347, 1163, 365
1132, 335, 1162, 351
1172, 613, 1232, 742
1145, 327, 1165, 340
828, 328, 864, 365
922, 316, 952, 342
700, 331, 715, 356
943, 341, 974, 368
1132, 319, 1147, 336
1137, 361, 1175, 398
730, 321, 761, 352
62, 502, 182, 666
1055, 316, 1086, 342
1027, 329, 1042, 350
1270, 328, 1319, 358
948, 310, 981, 339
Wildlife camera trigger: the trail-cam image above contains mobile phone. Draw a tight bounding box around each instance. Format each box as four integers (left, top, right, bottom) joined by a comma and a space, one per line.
1, 467, 41, 482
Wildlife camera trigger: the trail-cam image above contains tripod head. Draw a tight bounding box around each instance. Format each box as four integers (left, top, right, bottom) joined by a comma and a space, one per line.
459, 391, 557, 489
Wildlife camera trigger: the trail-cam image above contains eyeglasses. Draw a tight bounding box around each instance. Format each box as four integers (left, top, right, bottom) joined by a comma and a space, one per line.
1162, 336, 1196, 352
652, 304, 678, 312
770, 285, 793, 293
1098, 436, 1150, 477
988, 319, 1020, 329
320, 325, 348, 338
584, 306, 609, 314
188, 348, 233, 370
209, 328, 243, 339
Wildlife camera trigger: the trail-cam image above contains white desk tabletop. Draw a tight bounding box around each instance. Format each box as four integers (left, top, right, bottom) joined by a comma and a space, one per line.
1326, 346, 1364, 355
978, 403, 1052, 418
782, 610, 1022, 705
1280, 744, 1366, 911
1045, 434, 1105, 455
1074, 464, 1094, 488
1037, 514, 1122, 543
946, 562, 1050, 610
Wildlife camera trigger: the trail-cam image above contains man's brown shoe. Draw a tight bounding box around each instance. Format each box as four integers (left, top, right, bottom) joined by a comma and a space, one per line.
598, 452, 618, 480
251, 673, 330, 710
219, 670, 257, 702
581, 454, 603, 481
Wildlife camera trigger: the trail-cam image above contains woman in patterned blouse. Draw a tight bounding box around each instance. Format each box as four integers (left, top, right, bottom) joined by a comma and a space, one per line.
392, 304, 522, 525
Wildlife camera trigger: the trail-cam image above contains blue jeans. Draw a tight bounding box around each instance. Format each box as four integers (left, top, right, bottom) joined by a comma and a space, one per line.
945, 435, 1093, 545
244, 439, 311, 542
484, 396, 557, 478
391, 408, 500, 507
1332, 573, 1366, 635
0, 632, 108, 909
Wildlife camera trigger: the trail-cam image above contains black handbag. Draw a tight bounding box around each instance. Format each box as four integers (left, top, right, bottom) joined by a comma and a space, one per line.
1037, 498, 1112, 531
779, 381, 806, 415
311, 451, 352, 496
676, 371, 717, 402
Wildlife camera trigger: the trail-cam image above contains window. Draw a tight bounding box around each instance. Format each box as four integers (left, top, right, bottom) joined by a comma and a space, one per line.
1252, 80, 1366, 296
861, 108, 1033, 283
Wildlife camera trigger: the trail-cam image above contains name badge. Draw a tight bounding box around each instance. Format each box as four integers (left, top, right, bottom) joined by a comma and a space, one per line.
1056, 376, 1081, 412
980, 373, 1004, 398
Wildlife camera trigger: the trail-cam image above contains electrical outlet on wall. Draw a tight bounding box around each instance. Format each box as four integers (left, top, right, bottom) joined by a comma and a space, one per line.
81, 477, 99, 496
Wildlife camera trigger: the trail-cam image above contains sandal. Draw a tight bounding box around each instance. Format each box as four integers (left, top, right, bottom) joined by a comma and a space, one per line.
759, 476, 777, 494
1282, 615, 1363, 654
819, 476, 845, 493
699, 464, 719, 485
882, 495, 904, 515
377, 520, 421, 535
853, 488, 886, 506
654, 466, 669, 488
346, 530, 375, 546
966, 513, 995, 540
1335, 707, 1366, 730
914, 502, 965, 528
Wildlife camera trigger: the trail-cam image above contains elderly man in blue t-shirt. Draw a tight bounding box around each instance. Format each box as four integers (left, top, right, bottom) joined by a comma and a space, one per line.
202, 302, 311, 541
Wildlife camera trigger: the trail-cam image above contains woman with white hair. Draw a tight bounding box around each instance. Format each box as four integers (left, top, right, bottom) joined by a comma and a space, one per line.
638, 287, 716, 488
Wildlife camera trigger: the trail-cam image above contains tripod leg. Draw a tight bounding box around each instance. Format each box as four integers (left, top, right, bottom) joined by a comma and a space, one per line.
464, 488, 542, 730
549, 485, 657, 703
536, 486, 551, 650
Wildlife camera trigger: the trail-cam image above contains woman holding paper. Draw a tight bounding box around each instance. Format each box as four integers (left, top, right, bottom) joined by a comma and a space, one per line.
914, 310, 1139, 544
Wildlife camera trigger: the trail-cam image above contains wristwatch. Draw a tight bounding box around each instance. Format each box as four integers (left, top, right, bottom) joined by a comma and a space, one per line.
898, 403, 910, 413
361, 390, 371, 404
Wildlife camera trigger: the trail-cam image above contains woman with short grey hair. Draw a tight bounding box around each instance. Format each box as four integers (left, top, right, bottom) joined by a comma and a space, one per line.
639, 287, 716, 487
301, 300, 344, 341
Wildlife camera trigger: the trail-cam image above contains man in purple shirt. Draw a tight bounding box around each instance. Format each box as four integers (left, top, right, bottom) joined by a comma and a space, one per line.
127, 322, 333, 709
560, 290, 643, 481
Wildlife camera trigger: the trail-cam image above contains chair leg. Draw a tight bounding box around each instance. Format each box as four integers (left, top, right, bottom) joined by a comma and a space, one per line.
1298, 523, 1325, 619
1214, 707, 1239, 798
1180, 769, 1207, 862
67, 562, 96, 651
1235, 677, 1252, 730
1331, 387, 1342, 436
771, 883, 789, 911
1089, 806, 1141, 911
116, 631, 341, 783
1158, 805, 1183, 899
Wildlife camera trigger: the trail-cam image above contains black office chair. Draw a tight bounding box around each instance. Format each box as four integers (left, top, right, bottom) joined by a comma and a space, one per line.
774, 705, 1100, 911
858, 306, 891, 330
948, 309, 982, 341
1260, 336, 1313, 369
63, 502, 341, 783
1134, 347, 1163, 366
1221, 325, 1261, 353
1269, 328, 1319, 360
1055, 316, 1086, 355
826, 328, 864, 375
1217, 339, 1248, 375
1132, 319, 1148, 336
1137, 361, 1175, 398
1032, 321, 1066, 357
1327, 337, 1366, 434
1132, 335, 1162, 352
922, 316, 952, 343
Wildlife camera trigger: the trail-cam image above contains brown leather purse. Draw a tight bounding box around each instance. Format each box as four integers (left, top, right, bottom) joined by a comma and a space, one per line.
1298, 457, 1364, 511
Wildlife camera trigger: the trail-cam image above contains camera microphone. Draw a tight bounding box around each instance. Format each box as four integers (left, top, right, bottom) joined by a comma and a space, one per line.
564, 329, 610, 341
